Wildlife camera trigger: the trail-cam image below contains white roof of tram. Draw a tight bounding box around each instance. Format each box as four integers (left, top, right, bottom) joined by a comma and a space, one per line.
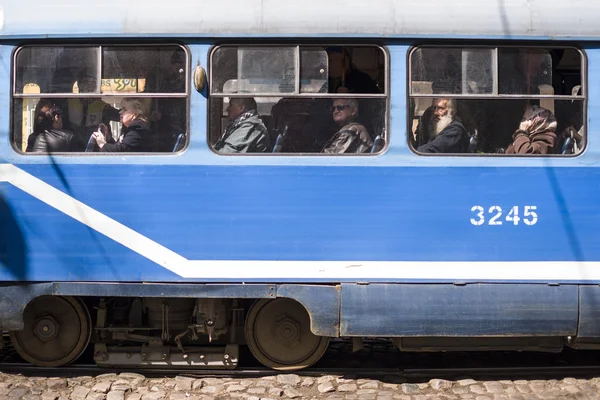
0, 0, 598, 39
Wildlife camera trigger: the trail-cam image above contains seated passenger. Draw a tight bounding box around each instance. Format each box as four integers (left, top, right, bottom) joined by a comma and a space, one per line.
321, 99, 373, 154
29, 103, 83, 152
92, 98, 153, 152
214, 98, 270, 153
68, 70, 120, 144
416, 98, 469, 153
506, 105, 557, 154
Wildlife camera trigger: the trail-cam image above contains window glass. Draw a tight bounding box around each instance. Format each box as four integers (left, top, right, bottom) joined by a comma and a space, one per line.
15, 47, 98, 94
409, 46, 584, 156
411, 48, 494, 95
13, 45, 188, 154
209, 45, 386, 155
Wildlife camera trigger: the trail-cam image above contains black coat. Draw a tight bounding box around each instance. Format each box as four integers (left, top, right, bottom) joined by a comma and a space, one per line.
100, 120, 152, 152
30, 129, 83, 153
417, 120, 469, 154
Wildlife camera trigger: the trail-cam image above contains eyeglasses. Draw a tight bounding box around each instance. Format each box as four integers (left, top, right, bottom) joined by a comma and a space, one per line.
331, 104, 351, 112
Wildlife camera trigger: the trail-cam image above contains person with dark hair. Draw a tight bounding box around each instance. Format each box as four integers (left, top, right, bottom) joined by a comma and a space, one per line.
214, 97, 269, 153
92, 98, 153, 152
505, 105, 557, 154
324, 47, 381, 94
29, 103, 83, 153
321, 99, 373, 153
416, 98, 469, 154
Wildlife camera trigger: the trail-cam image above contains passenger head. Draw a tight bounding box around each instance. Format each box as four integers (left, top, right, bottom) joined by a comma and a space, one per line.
518, 105, 557, 135
331, 98, 359, 126
36, 102, 64, 132
327, 47, 351, 79
119, 98, 149, 127
77, 70, 97, 93
226, 97, 257, 120
430, 98, 457, 135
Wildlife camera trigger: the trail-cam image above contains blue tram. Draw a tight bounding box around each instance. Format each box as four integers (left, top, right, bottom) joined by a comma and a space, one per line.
0, 0, 598, 370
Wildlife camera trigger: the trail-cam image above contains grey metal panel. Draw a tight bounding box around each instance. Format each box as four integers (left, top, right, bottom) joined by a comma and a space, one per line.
0, 283, 52, 330
2, 0, 600, 38
340, 283, 578, 336
277, 284, 340, 337
577, 286, 600, 337
53, 282, 275, 298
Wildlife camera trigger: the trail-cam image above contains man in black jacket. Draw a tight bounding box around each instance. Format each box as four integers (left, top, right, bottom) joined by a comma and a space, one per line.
417, 98, 469, 154
29, 103, 83, 153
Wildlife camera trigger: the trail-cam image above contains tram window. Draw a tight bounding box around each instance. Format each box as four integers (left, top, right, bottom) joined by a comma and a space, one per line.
209, 45, 387, 154
12, 44, 188, 154
409, 46, 585, 156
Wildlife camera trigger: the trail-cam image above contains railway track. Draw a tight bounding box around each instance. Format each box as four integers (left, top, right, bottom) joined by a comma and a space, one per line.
2, 362, 600, 382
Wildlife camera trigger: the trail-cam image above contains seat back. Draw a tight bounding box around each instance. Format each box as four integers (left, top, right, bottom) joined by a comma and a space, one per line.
84, 134, 96, 152
173, 133, 186, 152
272, 125, 288, 153
370, 135, 385, 153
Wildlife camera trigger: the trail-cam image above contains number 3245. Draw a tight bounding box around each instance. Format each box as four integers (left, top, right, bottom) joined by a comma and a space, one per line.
470, 206, 538, 226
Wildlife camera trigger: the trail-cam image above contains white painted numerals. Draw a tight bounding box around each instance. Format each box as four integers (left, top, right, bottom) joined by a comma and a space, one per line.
470, 206, 537, 226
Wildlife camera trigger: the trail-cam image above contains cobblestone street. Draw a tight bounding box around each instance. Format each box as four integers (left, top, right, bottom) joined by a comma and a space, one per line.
0, 371, 599, 400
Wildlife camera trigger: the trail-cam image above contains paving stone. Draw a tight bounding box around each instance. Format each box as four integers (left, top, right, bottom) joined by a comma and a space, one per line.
470, 385, 487, 394
107, 392, 125, 400
110, 381, 131, 392
199, 386, 224, 395
283, 387, 302, 398
276, 375, 301, 387
125, 395, 142, 400
86, 392, 107, 400
359, 381, 379, 389
9, 387, 31, 398
458, 379, 478, 386
430, 379, 452, 390
96, 375, 118, 382
141, 393, 165, 400
356, 389, 377, 395
42, 392, 60, 400
483, 382, 504, 394
337, 384, 358, 392
167, 394, 188, 400
453, 386, 469, 394
70, 386, 90, 400
301, 378, 315, 387
268, 387, 284, 397
174, 377, 194, 391
191, 380, 203, 390
401, 384, 420, 394
47, 379, 68, 390
226, 385, 246, 392
118, 374, 145, 381
317, 376, 336, 385
92, 382, 112, 394
318, 382, 336, 393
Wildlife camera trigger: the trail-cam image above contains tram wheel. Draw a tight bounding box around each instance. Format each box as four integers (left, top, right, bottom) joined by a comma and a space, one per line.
9, 296, 91, 367
245, 298, 330, 370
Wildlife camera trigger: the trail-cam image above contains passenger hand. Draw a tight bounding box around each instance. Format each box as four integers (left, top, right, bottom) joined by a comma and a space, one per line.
92, 130, 107, 149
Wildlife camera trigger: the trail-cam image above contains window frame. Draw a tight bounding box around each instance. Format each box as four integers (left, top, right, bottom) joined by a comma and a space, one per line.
11, 42, 191, 155
208, 43, 390, 156
407, 43, 587, 157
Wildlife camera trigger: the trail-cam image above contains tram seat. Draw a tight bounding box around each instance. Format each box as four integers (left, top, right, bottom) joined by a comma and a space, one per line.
371, 135, 385, 153
468, 130, 479, 153
272, 125, 288, 153
84, 134, 96, 152
173, 133, 186, 152
561, 136, 574, 154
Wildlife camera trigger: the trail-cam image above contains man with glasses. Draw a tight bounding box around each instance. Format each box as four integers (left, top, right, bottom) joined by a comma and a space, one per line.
321, 99, 373, 153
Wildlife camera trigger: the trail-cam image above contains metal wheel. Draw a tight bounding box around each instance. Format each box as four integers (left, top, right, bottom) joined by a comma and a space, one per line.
10, 296, 91, 367
245, 298, 330, 370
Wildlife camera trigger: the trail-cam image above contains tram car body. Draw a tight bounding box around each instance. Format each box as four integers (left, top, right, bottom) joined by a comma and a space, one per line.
0, 0, 598, 370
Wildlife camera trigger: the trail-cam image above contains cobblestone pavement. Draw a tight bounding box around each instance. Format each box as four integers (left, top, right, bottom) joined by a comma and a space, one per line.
0, 371, 599, 400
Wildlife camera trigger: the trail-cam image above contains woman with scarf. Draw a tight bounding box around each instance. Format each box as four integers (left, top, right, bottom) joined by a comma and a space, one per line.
214, 98, 270, 153
506, 105, 557, 155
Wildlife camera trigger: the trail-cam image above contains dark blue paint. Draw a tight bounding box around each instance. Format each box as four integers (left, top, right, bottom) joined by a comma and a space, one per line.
340, 283, 578, 336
